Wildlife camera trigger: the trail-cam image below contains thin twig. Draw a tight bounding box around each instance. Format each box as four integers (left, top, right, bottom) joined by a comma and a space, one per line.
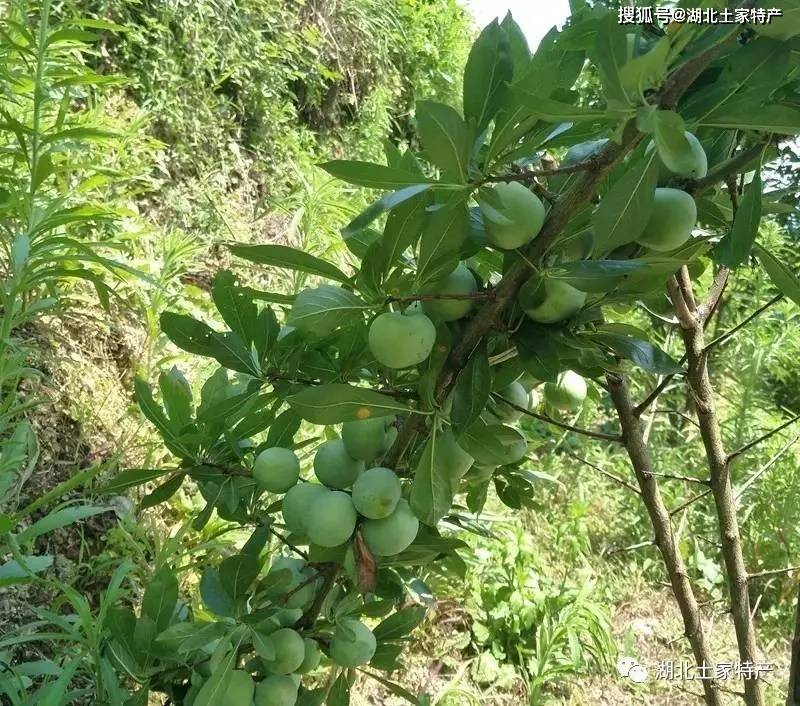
651, 409, 701, 429
736, 433, 800, 501
267, 526, 308, 560
671, 488, 712, 516
386, 291, 492, 304
493, 394, 622, 443
645, 470, 710, 486
728, 414, 800, 464
562, 450, 641, 495
705, 295, 784, 353
603, 539, 654, 557
748, 566, 800, 581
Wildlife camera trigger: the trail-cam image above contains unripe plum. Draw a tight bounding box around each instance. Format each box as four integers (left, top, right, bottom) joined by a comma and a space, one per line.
254, 447, 300, 493
368, 311, 436, 369
482, 181, 545, 250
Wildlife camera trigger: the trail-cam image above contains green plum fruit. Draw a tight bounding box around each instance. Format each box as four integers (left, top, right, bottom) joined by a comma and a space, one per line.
254, 447, 300, 493
544, 370, 587, 412
329, 619, 377, 667
281, 483, 328, 537
341, 415, 396, 461
254, 674, 299, 706
296, 637, 321, 673
637, 187, 697, 252
520, 277, 586, 324
494, 381, 529, 422
225, 670, 255, 704
647, 131, 708, 181
262, 628, 305, 675
368, 311, 436, 369
313, 439, 364, 489
361, 499, 419, 556
306, 490, 357, 547
351, 467, 402, 519
481, 181, 546, 250
422, 263, 478, 321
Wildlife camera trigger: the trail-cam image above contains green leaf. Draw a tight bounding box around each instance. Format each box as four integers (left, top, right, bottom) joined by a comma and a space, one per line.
160, 313, 258, 376
342, 184, 434, 238
381, 192, 429, 277
141, 566, 178, 633
0, 555, 53, 587
619, 36, 669, 96
755, 244, 800, 306
450, 342, 492, 434
219, 553, 260, 606
158, 367, 192, 430
199, 567, 236, 618
321, 160, 433, 190
135, 377, 197, 458
16, 505, 108, 545
287, 384, 413, 424
591, 149, 658, 253
463, 19, 513, 132
416, 101, 469, 183
194, 633, 244, 706
416, 200, 470, 288
327, 673, 351, 706
547, 260, 647, 293
210, 271, 264, 351
410, 428, 453, 527
140, 473, 185, 509
373, 605, 427, 642
457, 420, 527, 467
96, 468, 174, 494
500, 12, 531, 76
265, 409, 302, 448
512, 93, 608, 122
653, 110, 692, 172
716, 170, 762, 268
591, 12, 630, 107
592, 333, 683, 374
229, 244, 350, 284
699, 104, 800, 135
286, 285, 369, 336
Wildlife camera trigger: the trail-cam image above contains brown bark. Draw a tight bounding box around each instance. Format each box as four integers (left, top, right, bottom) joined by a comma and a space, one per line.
788, 581, 800, 705
669, 274, 764, 706
608, 373, 723, 706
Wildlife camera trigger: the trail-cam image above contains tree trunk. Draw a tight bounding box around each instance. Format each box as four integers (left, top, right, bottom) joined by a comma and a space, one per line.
608, 373, 723, 706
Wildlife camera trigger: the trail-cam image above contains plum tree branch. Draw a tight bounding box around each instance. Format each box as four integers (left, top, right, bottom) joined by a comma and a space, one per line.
562, 449, 641, 495
607, 372, 723, 706
728, 413, 800, 464
386, 291, 491, 304
787, 584, 800, 706
669, 274, 765, 706
493, 393, 623, 443
705, 294, 784, 353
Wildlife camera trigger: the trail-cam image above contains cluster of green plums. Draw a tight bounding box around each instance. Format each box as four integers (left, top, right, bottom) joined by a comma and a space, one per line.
191, 597, 375, 706
254, 415, 419, 557
366, 129, 706, 374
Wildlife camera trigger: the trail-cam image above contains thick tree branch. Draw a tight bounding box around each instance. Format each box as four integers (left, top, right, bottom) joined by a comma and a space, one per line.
670, 277, 765, 706
607, 373, 723, 706
788, 583, 800, 706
